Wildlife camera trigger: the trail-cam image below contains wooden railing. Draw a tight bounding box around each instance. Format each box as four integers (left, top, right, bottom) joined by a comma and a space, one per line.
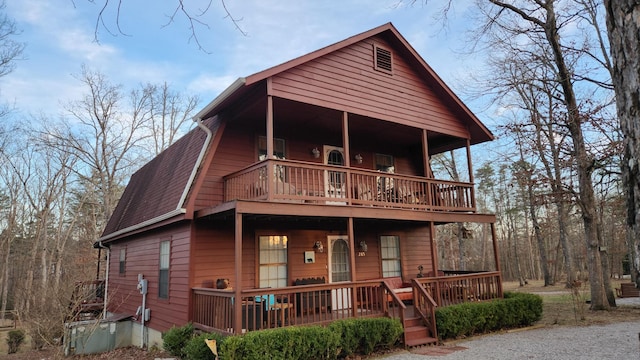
191, 272, 500, 334
411, 279, 438, 340
191, 280, 404, 334
417, 271, 502, 307
224, 159, 475, 211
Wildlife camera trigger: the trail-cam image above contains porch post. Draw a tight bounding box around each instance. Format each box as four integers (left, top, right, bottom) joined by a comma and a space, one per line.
465, 138, 475, 208
490, 222, 504, 297
491, 222, 501, 273
429, 222, 439, 275
348, 217, 358, 315
422, 129, 431, 177
233, 211, 243, 334
266, 93, 274, 201
430, 222, 442, 305
342, 112, 353, 204
266, 82, 274, 160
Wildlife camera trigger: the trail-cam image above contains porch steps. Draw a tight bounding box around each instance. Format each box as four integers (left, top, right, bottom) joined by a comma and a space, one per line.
403, 316, 437, 347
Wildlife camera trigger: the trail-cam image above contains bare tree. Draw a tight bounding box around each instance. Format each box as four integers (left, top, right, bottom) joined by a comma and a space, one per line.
605, 1, 640, 288
77, 0, 245, 52
148, 82, 199, 155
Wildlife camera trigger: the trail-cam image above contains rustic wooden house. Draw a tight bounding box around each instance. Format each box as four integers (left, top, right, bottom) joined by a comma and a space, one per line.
98, 23, 502, 348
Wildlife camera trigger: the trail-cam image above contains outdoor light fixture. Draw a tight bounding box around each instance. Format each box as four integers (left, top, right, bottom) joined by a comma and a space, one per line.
359, 240, 368, 253
314, 241, 324, 253
311, 147, 320, 158
354, 154, 363, 164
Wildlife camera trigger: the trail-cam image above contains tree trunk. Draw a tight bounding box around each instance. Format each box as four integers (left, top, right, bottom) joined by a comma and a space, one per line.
605, 0, 640, 289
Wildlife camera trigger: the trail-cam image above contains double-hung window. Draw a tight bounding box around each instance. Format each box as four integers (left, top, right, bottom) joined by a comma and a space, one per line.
380, 235, 401, 278
258, 235, 288, 288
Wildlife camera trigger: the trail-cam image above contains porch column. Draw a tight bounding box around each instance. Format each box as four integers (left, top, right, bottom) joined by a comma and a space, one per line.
266, 93, 274, 201
348, 217, 357, 281
491, 222, 504, 297
233, 211, 243, 334
342, 112, 353, 204
422, 129, 431, 177
429, 222, 438, 275
430, 222, 442, 305
266, 81, 274, 160
465, 138, 475, 208
348, 217, 358, 315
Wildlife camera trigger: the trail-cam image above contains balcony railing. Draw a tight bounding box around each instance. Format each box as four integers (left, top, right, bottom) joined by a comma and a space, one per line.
224, 159, 475, 212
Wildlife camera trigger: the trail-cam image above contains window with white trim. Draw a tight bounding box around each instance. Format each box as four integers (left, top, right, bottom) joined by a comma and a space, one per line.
380, 235, 401, 278
258, 235, 288, 288
159, 241, 170, 299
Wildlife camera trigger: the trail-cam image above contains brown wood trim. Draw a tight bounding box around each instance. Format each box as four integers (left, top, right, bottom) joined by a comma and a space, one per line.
195, 199, 495, 224
234, 211, 243, 334
422, 129, 431, 177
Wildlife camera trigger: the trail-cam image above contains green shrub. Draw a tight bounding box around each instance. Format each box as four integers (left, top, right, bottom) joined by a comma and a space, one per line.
436, 291, 543, 339
220, 318, 400, 360
161, 322, 194, 358
328, 317, 403, 357
7, 329, 25, 354
184, 332, 226, 360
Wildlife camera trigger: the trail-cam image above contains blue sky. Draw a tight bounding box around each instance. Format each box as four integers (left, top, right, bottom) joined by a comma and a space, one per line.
3, 1, 489, 128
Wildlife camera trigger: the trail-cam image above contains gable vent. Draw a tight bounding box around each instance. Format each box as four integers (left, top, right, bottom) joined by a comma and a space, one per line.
374, 45, 393, 74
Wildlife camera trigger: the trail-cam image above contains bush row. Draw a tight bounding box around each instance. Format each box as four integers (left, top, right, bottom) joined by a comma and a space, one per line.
162, 317, 403, 360
435, 291, 543, 339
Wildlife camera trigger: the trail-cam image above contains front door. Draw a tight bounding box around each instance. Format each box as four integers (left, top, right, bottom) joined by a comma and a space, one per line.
324, 146, 346, 203
328, 235, 352, 310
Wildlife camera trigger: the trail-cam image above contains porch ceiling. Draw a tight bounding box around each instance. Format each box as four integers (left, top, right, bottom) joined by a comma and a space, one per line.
228, 96, 468, 155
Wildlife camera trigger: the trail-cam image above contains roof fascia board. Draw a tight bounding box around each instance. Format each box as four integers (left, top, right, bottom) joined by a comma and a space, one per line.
98, 208, 186, 243
194, 77, 246, 120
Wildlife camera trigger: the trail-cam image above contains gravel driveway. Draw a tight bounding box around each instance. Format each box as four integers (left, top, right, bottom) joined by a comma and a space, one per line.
379, 298, 640, 360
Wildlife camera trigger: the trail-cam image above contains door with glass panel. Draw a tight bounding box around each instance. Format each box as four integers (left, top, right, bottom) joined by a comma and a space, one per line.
323, 146, 346, 203
328, 236, 351, 310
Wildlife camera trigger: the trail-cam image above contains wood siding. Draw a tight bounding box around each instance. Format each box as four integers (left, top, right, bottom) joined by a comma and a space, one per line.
192, 219, 432, 288
107, 223, 191, 333
401, 225, 433, 282
271, 35, 469, 139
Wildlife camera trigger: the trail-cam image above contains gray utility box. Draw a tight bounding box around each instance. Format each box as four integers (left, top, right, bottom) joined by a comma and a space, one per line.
64, 317, 132, 355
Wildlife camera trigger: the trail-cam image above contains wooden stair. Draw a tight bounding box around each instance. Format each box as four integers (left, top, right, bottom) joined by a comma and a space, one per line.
403, 315, 437, 347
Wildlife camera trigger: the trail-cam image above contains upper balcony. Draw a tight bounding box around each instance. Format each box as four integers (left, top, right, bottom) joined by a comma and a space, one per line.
224, 159, 475, 212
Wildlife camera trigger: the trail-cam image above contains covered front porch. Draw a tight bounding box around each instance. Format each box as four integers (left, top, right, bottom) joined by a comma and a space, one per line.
189, 209, 502, 345
191, 271, 502, 344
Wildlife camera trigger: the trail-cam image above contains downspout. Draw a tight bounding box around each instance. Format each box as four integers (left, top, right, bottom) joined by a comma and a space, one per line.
178, 115, 213, 209
96, 241, 110, 320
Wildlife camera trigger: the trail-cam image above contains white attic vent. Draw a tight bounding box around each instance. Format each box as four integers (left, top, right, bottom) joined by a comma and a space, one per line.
374, 44, 393, 74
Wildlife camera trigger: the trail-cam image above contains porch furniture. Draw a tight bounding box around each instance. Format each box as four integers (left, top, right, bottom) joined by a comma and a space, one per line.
241, 300, 265, 331
294, 277, 330, 315
385, 277, 413, 303
269, 302, 294, 327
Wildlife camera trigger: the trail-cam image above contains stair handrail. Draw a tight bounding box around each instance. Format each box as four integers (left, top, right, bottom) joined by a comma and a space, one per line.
411, 279, 438, 341
382, 279, 406, 324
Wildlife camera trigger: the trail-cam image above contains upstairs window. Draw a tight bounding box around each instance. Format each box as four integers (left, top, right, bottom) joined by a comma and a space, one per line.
374, 44, 393, 74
